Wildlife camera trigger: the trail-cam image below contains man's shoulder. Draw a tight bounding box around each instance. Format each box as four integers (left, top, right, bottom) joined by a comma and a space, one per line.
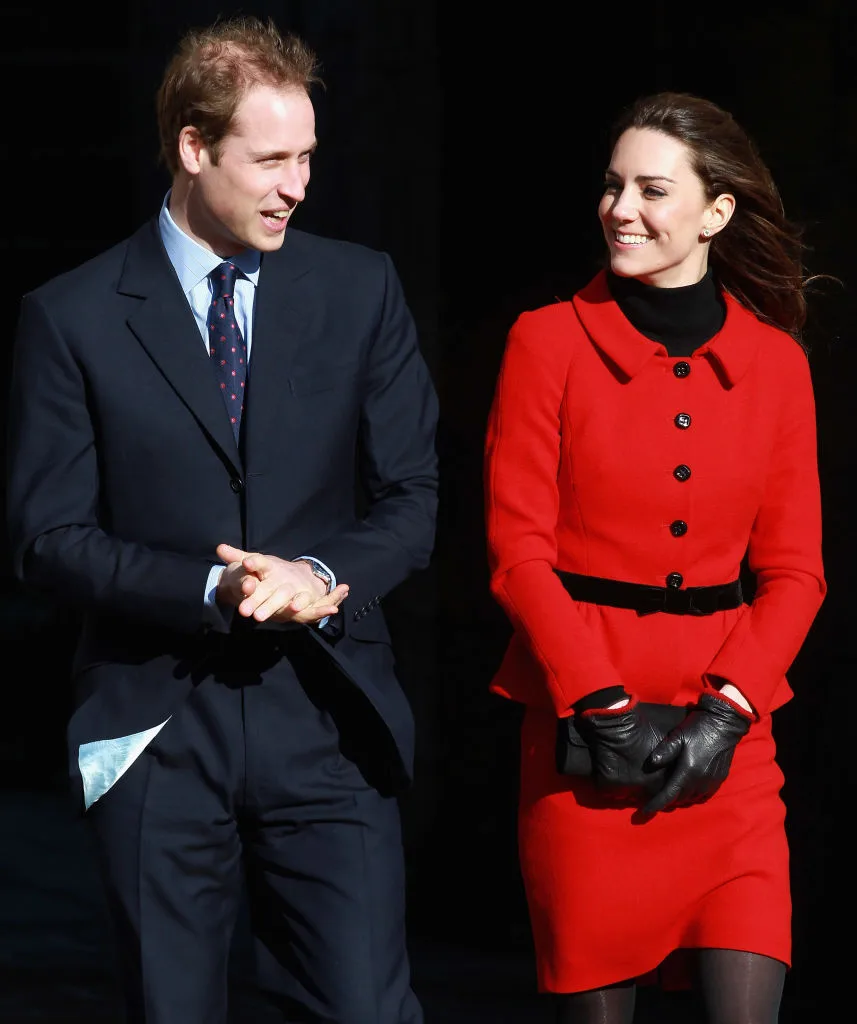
25, 229, 141, 308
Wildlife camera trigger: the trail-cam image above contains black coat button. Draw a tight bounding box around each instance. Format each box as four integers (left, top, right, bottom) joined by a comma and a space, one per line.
670, 520, 688, 537
673, 361, 691, 378
666, 572, 683, 588
674, 412, 691, 429
230, 478, 244, 493
673, 464, 691, 482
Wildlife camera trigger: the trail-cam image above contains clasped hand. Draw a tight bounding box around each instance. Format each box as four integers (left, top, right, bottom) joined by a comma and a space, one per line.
640, 692, 752, 815
215, 543, 349, 625
577, 701, 671, 801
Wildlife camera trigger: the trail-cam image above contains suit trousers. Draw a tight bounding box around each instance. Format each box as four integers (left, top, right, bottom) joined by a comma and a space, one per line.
85, 629, 422, 1024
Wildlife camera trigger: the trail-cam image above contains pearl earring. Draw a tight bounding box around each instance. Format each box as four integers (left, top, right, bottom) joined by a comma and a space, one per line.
702, 228, 711, 237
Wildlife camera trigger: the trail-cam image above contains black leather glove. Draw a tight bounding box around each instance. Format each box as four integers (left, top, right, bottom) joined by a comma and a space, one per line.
641, 691, 752, 814
575, 697, 671, 799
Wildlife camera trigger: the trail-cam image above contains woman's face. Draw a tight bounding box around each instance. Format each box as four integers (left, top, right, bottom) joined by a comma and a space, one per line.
598, 127, 718, 288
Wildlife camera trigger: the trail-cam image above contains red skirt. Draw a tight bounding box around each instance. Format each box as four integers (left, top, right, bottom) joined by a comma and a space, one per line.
518, 706, 790, 993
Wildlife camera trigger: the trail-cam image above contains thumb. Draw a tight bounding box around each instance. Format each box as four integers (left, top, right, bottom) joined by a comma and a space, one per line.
645, 733, 681, 770
216, 542, 247, 565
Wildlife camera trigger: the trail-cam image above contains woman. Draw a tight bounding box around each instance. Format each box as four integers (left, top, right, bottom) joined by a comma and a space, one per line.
483, 91, 826, 1023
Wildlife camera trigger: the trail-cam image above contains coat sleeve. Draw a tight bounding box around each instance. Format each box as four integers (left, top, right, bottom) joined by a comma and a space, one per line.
704, 345, 826, 713
6, 293, 214, 633
300, 252, 439, 637
484, 308, 623, 714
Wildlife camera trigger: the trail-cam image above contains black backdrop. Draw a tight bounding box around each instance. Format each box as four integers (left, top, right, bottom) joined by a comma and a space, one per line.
3, 1, 856, 1017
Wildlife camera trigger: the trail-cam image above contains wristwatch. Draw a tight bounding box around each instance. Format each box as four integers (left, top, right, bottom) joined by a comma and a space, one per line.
295, 558, 333, 594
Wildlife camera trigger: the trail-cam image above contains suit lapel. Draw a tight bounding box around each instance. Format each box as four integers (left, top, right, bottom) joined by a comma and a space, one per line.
242, 237, 314, 452
119, 220, 241, 470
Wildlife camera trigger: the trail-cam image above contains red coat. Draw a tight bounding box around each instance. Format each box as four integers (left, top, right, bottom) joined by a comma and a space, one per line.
485, 270, 825, 717
483, 270, 826, 992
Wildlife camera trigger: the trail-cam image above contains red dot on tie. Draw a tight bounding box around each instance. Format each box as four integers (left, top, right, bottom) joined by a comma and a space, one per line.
220, 382, 226, 389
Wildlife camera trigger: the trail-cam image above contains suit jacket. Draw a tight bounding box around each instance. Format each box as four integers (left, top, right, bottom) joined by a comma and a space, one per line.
7, 218, 439, 803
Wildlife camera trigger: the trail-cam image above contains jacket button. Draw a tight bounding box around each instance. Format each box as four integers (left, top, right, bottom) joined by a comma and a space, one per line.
666, 572, 683, 588
673, 361, 691, 378
674, 412, 691, 429
673, 464, 691, 482
230, 478, 244, 493
670, 520, 688, 537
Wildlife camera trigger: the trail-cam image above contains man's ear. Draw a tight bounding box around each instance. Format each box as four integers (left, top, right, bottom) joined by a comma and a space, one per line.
177, 126, 205, 175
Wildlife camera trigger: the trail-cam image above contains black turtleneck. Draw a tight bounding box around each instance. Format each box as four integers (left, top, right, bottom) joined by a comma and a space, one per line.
606, 268, 726, 357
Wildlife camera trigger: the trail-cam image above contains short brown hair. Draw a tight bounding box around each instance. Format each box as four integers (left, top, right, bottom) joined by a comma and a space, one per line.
156, 15, 322, 176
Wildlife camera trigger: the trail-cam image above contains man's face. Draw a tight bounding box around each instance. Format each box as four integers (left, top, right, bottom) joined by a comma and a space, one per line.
598, 127, 714, 288
184, 84, 316, 257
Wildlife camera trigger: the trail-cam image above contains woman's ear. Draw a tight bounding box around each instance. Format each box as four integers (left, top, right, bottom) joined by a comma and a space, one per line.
702, 192, 736, 238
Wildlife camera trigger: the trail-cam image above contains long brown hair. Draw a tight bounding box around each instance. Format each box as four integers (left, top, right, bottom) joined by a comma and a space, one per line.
608, 91, 822, 343
156, 15, 322, 177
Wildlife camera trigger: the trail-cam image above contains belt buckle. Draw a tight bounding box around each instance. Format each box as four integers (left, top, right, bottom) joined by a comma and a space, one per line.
662, 587, 693, 615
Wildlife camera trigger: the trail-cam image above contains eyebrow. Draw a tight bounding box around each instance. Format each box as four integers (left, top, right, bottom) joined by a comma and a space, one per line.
604, 169, 678, 184
249, 142, 318, 159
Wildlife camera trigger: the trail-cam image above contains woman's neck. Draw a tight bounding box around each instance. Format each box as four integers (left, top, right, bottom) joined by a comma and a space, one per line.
606, 268, 726, 356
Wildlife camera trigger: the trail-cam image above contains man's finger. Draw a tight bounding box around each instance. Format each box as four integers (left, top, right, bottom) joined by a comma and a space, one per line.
217, 542, 248, 564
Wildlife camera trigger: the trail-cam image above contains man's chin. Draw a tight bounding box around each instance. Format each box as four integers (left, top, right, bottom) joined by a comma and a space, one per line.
255, 232, 288, 252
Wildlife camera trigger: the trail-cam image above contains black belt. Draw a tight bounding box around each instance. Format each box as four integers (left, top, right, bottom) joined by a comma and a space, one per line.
555, 570, 743, 616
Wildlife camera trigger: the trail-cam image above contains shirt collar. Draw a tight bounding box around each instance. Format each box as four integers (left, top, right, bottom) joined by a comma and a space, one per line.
157, 191, 262, 293
572, 269, 760, 387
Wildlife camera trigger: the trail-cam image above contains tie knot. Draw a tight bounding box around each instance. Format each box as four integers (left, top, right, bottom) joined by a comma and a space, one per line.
211, 262, 239, 300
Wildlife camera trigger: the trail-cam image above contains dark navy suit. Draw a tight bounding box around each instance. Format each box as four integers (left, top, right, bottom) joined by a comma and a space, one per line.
7, 217, 438, 1022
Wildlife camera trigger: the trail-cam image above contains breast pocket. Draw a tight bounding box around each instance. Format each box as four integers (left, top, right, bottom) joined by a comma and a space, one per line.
289, 360, 360, 396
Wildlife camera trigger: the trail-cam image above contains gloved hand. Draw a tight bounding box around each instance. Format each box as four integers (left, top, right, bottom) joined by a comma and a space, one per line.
641, 691, 752, 814
575, 697, 672, 799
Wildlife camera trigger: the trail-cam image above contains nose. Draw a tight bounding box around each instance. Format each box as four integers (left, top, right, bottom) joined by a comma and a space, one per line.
278, 161, 307, 203
609, 189, 637, 224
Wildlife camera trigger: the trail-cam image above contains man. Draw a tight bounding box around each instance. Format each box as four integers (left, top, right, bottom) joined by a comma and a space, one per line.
6, 15, 437, 1024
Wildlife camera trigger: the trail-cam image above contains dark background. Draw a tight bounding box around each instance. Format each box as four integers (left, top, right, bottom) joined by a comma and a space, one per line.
2, 1, 855, 1020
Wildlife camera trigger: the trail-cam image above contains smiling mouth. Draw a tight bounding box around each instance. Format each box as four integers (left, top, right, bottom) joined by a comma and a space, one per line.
614, 232, 652, 245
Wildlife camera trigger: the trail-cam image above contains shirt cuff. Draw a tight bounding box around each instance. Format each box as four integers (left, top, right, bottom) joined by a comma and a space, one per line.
296, 555, 337, 629
204, 564, 232, 632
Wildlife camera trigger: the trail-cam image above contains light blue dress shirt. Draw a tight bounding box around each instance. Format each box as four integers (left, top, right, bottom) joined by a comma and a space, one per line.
78, 195, 335, 810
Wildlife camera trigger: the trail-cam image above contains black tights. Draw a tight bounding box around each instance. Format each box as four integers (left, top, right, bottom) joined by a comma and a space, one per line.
554, 950, 786, 1024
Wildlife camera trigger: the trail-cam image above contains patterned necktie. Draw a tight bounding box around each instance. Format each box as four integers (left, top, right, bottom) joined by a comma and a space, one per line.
207, 261, 247, 441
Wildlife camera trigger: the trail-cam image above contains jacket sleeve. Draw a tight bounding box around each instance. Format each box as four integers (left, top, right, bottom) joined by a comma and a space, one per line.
484, 308, 623, 714
6, 293, 214, 633
300, 252, 439, 636
704, 345, 826, 713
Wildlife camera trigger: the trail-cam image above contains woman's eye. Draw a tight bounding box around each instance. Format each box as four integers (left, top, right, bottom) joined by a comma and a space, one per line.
644, 186, 666, 198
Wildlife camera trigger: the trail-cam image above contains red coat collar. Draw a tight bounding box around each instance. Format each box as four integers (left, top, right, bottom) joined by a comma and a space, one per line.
571, 269, 761, 387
